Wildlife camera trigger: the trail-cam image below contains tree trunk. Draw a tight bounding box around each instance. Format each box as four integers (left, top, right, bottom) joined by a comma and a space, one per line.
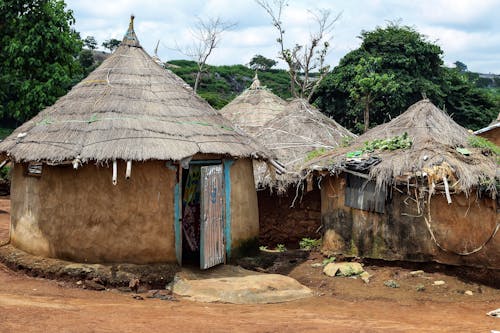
364, 101, 370, 133
194, 71, 202, 93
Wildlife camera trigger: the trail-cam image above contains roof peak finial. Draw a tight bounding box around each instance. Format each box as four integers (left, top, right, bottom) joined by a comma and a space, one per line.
250, 71, 261, 89
121, 14, 140, 47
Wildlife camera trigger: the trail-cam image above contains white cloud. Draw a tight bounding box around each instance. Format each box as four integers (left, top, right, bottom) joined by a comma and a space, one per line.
66, 0, 500, 73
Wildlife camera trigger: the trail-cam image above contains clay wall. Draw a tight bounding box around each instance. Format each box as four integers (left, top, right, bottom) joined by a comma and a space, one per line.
10, 161, 176, 264
321, 175, 499, 269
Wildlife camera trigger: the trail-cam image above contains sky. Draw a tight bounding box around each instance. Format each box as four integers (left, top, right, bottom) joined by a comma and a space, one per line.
66, 0, 500, 74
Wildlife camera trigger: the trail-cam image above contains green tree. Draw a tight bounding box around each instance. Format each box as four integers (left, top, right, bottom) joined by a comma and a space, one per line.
249, 54, 277, 71
0, 0, 82, 124
454, 61, 467, 72
83, 35, 98, 50
102, 38, 120, 52
314, 23, 496, 132
349, 56, 399, 132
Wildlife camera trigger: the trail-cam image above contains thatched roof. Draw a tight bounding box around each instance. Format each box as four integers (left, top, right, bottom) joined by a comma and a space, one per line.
308, 99, 498, 195
0, 17, 268, 164
219, 74, 287, 136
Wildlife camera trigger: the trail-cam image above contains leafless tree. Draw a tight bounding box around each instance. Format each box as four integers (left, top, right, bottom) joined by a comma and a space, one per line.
178, 17, 235, 93
256, 0, 341, 102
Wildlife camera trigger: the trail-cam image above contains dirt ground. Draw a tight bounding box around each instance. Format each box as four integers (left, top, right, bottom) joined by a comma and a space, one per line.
0, 197, 499, 332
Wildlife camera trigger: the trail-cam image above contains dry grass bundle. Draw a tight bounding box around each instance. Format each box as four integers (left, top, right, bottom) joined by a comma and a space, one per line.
307, 99, 498, 196
219, 78, 287, 136
0, 19, 268, 164
255, 98, 355, 191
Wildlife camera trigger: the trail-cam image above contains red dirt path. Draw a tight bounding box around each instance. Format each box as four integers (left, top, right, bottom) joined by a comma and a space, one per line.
0, 197, 498, 332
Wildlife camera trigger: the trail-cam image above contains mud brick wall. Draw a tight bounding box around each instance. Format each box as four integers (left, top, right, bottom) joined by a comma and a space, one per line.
258, 187, 322, 247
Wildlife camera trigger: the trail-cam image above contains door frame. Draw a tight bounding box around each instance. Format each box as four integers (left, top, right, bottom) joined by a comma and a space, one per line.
173, 159, 233, 266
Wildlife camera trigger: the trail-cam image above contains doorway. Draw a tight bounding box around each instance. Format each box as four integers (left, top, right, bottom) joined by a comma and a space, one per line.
180, 162, 226, 269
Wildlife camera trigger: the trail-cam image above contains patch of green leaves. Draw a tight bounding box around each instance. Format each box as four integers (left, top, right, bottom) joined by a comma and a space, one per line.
362, 132, 412, 153
322, 256, 336, 266
275, 244, 287, 252
299, 238, 322, 251
305, 148, 328, 162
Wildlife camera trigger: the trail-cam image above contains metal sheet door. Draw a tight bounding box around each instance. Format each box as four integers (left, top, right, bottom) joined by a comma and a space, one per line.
200, 164, 225, 269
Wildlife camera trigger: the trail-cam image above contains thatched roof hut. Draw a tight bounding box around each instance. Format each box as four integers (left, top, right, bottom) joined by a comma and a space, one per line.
0, 17, 266, 268
0, 18, 267, 164
309, 99, 498, 195
219, 74, 286, 136
306, 99, 499, 269
221, 78, 355, 190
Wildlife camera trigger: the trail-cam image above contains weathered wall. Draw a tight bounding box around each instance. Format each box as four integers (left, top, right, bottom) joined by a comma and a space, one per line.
229, 158, 259, 256
321, 175, 500, 269
258, 187, 321, 247
477, 127, 500, 146
10, 161, 176, 264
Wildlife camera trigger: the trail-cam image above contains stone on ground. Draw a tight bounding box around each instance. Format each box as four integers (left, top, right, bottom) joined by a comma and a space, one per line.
323, 262, 364, 277
172, 265, 312, 304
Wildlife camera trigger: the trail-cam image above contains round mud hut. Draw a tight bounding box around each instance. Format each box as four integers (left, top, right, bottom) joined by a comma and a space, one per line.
0, 17, 269, 269
220, 78, 355, 247
307, 99, 499, 269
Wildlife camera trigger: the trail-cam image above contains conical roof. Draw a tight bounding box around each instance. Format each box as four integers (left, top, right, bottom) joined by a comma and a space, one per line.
308, 99, 497, 194
255, 98, 355, 171
219, 74, 286, 136
0, 17, 267, 163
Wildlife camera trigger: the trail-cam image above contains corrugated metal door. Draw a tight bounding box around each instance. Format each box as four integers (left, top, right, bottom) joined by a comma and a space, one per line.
200, 164, 225, 269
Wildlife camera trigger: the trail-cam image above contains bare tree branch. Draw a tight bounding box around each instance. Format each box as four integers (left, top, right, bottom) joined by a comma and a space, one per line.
175, 17, 236, 93
256, 0, 341, 101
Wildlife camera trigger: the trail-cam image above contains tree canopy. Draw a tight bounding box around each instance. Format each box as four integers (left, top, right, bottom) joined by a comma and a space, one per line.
313, 23, 497, 133
0, 0, 82, 125
102, 38, 120, 52
249, 54, 277, 71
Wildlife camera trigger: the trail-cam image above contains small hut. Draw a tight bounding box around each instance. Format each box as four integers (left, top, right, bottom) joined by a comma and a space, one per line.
220, 78, 355, 246
474, 113, 500, 145
0, 17, 269, 269
307, 99, 499, 269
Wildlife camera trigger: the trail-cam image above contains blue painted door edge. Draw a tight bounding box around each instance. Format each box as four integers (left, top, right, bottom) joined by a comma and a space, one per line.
223, 159, 234, 261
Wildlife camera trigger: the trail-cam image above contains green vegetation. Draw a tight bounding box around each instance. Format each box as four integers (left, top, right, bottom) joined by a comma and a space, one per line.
275, 244, 287, 252
305, 148, 329, 162
468, 135, 500, 164
0, 128, 13, 140
0, 0, 83, 125
167, 60, 292, 109
322, 256, 336, 266
363, 132, 412, 152
299, 238, 322, 251
0, 165, 11, 182
313, 23, 498, 133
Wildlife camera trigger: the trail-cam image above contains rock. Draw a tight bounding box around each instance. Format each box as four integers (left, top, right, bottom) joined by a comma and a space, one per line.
410, 270, 424, 276
129, 278, 140, 293
76, 280, 83, 285
384, 280, 400, 288
433, 280, 445, 286
465, 290, 473, 296
84, 280, 106, 291
360, 271, 371, 284
311, 263, 323, 268
415, 284, 425, 292
323, 262, 364, 277
132, 295, 144, 300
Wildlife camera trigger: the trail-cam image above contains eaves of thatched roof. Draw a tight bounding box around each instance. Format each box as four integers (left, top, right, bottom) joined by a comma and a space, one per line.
307, 99, 498, 195
0, 17, 269, 164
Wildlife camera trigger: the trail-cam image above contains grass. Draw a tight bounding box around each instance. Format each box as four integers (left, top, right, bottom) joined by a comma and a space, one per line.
0, 128, 13, 140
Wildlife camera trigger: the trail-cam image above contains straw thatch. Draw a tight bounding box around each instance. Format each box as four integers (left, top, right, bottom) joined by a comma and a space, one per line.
219, 74, 287, 136
254, 98, 356, 189
307, 99, 498, 195
0, 17, 268, 164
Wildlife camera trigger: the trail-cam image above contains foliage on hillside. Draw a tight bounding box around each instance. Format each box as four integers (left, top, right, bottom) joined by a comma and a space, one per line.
167, 60, 292, 109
